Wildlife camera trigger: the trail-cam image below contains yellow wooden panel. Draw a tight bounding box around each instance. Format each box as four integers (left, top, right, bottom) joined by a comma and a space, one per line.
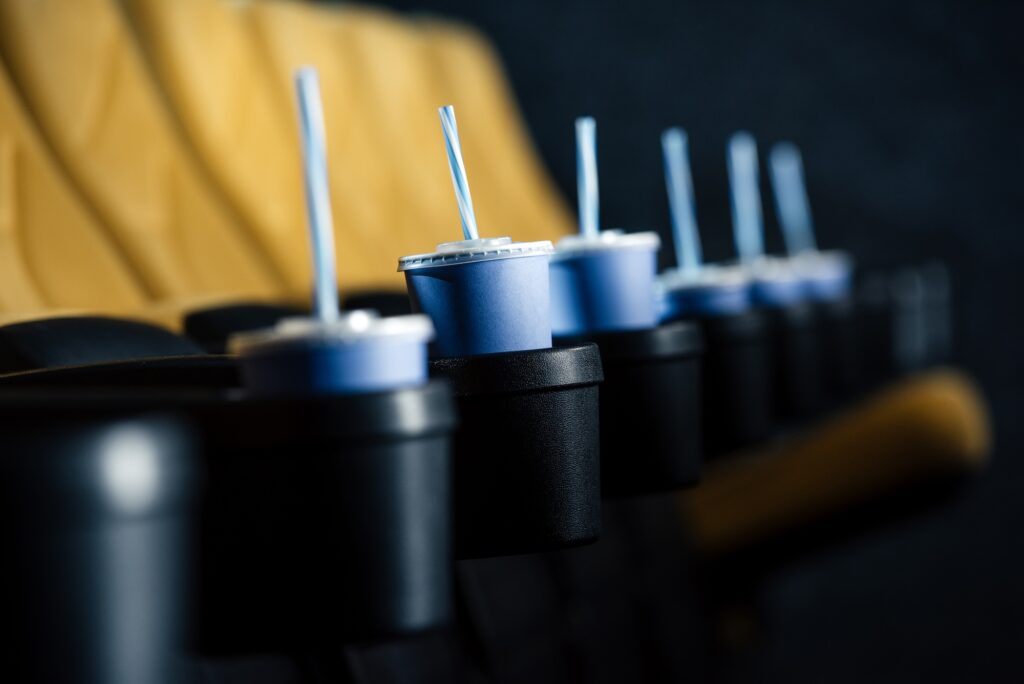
123, 0, 313, 297
0, 59, 146, 314
0, 0, 284, 300
682, 370, 990, 558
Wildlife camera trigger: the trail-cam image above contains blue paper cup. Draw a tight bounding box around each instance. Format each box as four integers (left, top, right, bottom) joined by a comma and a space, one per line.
549, 230, 661, 336
656, 264, 752, 322
792, 250, 854, 302
399, 237, 554, 358
745, 257, 807, 308
229, 311, 434, 396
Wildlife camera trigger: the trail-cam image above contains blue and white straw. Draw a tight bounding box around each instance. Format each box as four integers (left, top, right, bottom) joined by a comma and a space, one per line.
438, 105, 479, 241
661, 128, 703, 276
727, 131, 765, 264
769, 142, 817, 255
575, 117, 600, 239
295, 67, 340, 323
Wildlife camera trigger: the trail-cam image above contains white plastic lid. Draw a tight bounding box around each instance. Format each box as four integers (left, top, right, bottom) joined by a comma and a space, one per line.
552, 229, 661, 260
656, 263, 749, 294
791, 249, 853, 281
743, 255, 804, 285
228, 310, 434, 355
398, 237, 553, 271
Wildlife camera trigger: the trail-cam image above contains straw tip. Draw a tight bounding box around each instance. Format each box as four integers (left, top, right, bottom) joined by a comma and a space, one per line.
728, 131, 759, 162
662, 127, 687, 147
770, 140, 801, 160
729, 130, 756, 144
575, 115, 596, 130
295, 66, 318, 83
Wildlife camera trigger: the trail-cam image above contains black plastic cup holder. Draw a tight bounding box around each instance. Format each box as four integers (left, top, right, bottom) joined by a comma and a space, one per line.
0, 354, 240, 389
693, 310, 774, 456
858, 273, 898, 387
816, 297, 861, 402
764, 302, 825, 423
193, 382, 457, 652
0, 315, 204, 374
556, 322, 704, 497
0, 314, 237, 389
0, 363, 458, 651
430, 345, 604, 559
0, 394, 197, 684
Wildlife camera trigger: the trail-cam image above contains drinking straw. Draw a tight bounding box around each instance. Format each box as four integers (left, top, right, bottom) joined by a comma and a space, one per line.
295, 67, 340, 323
727, 131, 765, 264
661, 127, 703, 276
438, 105, 480, 241
576, 117, 600, 238
768, 142, 818, 255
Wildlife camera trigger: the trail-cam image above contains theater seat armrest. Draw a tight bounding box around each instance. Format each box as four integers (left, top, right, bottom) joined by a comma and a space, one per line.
681, 370, 990, 559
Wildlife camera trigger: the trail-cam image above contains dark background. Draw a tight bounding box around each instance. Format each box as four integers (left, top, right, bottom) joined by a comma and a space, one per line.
375, 0, 1023, 681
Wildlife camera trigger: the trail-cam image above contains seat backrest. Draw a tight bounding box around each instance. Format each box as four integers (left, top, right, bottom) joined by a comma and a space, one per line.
0, 59, 146, 316
0, 0, 284, 302
125, 0, 574, 293
251, 1, 461, 287
0, 0, 573, 319
122, 0, 315, 297
419, 19, 575, 242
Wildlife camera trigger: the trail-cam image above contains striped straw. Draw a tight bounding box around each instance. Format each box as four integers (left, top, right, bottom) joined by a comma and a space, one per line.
661, 128, 703, 275
575, 117, 599, 238
438, 105, 479, 241
295, 67, 340, 323
769, 142, 818, 255
727, 131, 765, 264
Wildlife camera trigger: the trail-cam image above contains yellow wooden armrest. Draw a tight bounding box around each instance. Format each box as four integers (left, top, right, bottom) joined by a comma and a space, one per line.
681, 370, 990, 558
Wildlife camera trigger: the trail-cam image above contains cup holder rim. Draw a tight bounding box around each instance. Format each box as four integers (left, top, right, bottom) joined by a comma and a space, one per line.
697, 308, 769, 340
556, 321, 704, 362
430, 344, 603, 397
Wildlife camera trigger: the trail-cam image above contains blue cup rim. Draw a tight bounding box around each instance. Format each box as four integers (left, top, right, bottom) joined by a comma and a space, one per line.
552, 229, 660, 261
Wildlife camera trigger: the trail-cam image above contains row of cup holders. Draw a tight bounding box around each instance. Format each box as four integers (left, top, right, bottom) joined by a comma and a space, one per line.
0, 287, 927, 680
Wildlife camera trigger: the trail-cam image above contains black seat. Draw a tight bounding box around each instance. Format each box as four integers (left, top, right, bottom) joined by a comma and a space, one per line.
0, 316, 202, 373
